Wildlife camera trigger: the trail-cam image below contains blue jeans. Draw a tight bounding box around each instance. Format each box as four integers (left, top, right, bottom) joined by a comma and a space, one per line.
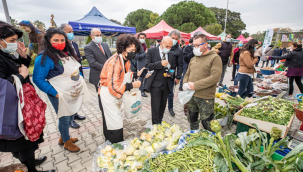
168, 79, 175, 110
47, 94, 75, 143
179, 63, 188, 89
238, 73, 254, 98
234, 64, 240, 86
271, 59, 276, 66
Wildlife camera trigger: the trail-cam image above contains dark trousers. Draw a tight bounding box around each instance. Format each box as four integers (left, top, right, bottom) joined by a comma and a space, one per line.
232, 63, 237, 79
261, 60, 269, 68
168, 79, 175, 110
150, 84, 170, 124
179, 63, 188, 89
289, 76, 303, 95
255, 56, 261, 66
95, 85, 123, 143
238, 73, 254, 98
139, 77, 146, 92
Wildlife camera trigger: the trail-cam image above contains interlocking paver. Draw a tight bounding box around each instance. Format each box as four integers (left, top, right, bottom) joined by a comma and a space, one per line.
53, 151, 68, 165
69, 159, 85, 172
55, 160, 71, 171
78, 150, 92, 164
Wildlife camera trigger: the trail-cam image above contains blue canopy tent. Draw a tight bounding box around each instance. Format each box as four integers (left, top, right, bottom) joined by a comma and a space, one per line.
69, 7, 136, 36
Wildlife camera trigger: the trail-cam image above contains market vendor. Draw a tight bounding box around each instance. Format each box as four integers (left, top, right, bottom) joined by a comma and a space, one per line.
264, 42, 303, 100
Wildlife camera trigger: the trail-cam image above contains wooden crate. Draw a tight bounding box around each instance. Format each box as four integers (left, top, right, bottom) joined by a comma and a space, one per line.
233, 109, 295, 138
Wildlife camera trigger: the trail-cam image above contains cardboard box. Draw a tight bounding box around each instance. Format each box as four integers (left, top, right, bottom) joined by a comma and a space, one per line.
233, 109, 294, 138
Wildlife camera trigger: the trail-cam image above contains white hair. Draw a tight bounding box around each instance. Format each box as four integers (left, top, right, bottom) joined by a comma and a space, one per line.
59, 23, 71, 30
168, 29, 181, 39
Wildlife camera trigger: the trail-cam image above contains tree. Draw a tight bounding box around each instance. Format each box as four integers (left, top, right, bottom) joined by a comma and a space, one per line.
155, 1, 217, 33
147, 13, 159, 28
251, 31, 266, 43
33, 20, 46, 31
209, 7, 246, 38
205, 23, 223, 36
242, 32, 250, 38
110, 19, 121, 25
11, 18, 18, 26
123, 9, 153, 32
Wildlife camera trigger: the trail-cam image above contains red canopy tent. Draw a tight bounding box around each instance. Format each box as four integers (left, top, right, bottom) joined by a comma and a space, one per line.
236, 34, 248, 43
141, 20, 191, 41
190, 27, 221, 41
246, 36, 253, 41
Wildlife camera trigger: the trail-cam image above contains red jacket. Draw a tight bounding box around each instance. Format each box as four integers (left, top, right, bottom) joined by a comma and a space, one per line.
232, 47, 239, 63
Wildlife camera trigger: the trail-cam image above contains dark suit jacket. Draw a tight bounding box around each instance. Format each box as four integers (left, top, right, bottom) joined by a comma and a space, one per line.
72, 41, 84, 77
144, 47, 175, 92
84, 41, 112, 85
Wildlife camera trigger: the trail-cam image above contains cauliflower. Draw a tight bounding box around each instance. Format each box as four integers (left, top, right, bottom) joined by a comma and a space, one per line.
131, 138, 139, 145
145, 146, 155, 154
113, 158, 119, 164
134, 150, 140, 159
156, 132, 165, 140
141, 141, 150, 148
125, 146, 136, 156
165, 129, 172, 137
170, 124, 181, 133
111, 149, 116, 156
97, 157, 111, 168
108, 166, 115, 172
105, 145, 112, 152
118, 151, 127, 161
100, 149, 106, 154
152, 142, 161, 151
140, 132, 147, 140
104, 151, 112, 157
166, 142, 178, 150
149, 130, 157, 136
135, 161, 143, 170
146, 136, 152, 142
162, 121, 171, 128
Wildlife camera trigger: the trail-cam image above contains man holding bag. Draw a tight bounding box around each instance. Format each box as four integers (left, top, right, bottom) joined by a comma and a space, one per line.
183, 34, 222, 131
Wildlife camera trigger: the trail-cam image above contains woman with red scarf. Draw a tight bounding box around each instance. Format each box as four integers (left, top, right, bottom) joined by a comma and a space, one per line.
33, 28, 90, 152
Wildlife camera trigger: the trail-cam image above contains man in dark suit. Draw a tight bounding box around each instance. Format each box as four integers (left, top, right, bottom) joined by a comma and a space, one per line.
60, 23, 86, 129
84, 28, 112, 115
145, 36, 175, 124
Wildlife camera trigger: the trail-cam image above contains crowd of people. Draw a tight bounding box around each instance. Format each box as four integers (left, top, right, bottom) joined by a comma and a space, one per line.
0, 19, 303, 172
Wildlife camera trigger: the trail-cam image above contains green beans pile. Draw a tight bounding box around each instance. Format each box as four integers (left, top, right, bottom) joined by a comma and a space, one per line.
149, 146, 215, 172
185, 131, 210, 143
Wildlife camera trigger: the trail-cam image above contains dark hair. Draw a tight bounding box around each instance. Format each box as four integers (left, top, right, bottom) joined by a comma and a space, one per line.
268, 45, 274, 47
189, 38, 193, 43
193, 34, 208, 42
41, 27, 78, 65
19, 20, 43, 43
0, 21, 23, 39
292, 42, 302, 48
137, 33, 146, 39
240, 39, 259, 57
157, 39, 161, 43
116, 34, 141, 54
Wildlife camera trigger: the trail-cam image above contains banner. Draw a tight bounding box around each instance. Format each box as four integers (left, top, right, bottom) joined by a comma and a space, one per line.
262, 28, 274, 56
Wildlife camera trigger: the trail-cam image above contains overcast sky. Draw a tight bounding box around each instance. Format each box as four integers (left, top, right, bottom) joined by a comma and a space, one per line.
0, 0, 302, 35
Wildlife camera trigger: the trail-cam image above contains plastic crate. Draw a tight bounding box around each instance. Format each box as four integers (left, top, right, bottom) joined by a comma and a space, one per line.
218, 85, 232, 96
295, 94, 303, 102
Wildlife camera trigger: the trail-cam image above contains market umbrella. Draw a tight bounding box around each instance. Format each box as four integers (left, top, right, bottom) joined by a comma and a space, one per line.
236, 34, 248, 43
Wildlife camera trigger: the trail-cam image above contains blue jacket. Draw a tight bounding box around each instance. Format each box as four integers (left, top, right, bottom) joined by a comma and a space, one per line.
33, 54, 83, 97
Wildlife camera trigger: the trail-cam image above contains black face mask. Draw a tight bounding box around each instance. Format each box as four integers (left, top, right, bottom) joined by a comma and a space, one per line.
125, 52, 136, 60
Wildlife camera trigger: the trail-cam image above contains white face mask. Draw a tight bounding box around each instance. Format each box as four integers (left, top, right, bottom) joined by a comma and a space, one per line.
94, 36, 102, 44
0, 39, 18, 54
193, 47, 202, 56
139, 39, 145, 44
172, 39, 178, 46
226, 38, 231, 42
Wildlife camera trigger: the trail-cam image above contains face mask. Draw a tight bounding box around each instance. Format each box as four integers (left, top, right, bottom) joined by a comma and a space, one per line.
52, 42, 66, 51
254, 47, 256, 51
239, 43, 243, 47
172, 39, 178, 46
67, 33, 74, 41
161, 47, 171, 54
226, 38, 231, 42
193, 47, 202, 56
94, 36, 102, 44
0, 39, 18, 54
139, 39, 145, 44
125, 52, 136, 60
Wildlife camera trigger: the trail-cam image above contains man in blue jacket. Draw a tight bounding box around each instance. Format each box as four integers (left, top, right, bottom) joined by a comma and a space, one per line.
271, 46, 281, 67
60, 23, 86, 129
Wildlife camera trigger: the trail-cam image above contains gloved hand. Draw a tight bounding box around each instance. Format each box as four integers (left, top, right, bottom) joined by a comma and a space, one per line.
182, 83, 190, 91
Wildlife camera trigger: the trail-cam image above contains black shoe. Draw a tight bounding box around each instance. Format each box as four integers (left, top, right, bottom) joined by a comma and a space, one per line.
74, 114, 86, 120
38, 170, 56, 172
35, 156, 47, 166
218, 83, 224, 87
179, 88, 183, 91
169, 109, 175, 117
141, 92, 148, 97
231, 78, 234, 81
70, 120, 80, 129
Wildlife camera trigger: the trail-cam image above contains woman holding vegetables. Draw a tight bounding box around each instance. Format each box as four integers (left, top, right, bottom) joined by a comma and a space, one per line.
237, 39, 259, 98
264, 42, 303, 100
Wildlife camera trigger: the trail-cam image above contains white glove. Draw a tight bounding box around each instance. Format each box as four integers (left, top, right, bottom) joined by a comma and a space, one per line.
182, 83, 190, 91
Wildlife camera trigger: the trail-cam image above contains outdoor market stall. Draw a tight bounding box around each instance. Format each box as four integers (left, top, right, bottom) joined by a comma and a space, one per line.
236, 34, 248, 43
140, 20, 191, 42
217, 31, 240, 43
190, 27, 221, 42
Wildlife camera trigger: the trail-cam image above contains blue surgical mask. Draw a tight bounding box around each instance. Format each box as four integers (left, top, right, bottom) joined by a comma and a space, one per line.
239, 43, 243, 47
254, 47, 256, 51
67, 33, 74, 41
172, 39, 178, 46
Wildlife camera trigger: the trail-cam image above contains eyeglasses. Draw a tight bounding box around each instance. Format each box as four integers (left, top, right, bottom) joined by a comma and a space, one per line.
194, 42, 206, 48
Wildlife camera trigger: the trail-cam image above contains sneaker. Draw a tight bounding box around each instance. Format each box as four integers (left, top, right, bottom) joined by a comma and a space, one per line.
284, 95, 294, 100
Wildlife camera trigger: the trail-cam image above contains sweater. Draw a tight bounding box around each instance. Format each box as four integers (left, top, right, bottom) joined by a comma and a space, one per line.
238, 51, 259, 74
33, 54, 83, 97
183, 50, 222, 99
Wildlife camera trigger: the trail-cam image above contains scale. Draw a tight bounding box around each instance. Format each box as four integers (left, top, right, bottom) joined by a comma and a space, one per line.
290, 129, 303, 149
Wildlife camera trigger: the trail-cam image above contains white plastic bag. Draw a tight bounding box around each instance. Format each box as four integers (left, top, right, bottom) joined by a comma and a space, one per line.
124, 88, 142, 119
178, 90, 195, 106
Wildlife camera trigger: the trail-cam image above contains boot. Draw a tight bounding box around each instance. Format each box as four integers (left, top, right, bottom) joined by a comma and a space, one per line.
58, 136, 78, 145
64, 139, 80, 152
201, 113, 215, 131
188, 111, 199, 130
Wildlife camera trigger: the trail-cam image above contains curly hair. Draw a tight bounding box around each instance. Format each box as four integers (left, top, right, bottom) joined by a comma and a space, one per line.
0, 21, 23, 39
19, 20, 44, 43
240, 39, 259, 58
116, 34, 141, 54
41, 27, 78, 65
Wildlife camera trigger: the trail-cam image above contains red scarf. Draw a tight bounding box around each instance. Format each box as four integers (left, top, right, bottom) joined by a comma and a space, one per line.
141, 43, 147, 51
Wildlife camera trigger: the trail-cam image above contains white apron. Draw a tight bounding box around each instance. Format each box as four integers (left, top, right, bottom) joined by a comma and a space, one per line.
48, 57, 90, 118
100, 55, 132, 130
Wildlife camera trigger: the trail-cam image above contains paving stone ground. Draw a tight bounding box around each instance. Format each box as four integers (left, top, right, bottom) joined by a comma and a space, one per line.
0, 64, 301, 172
